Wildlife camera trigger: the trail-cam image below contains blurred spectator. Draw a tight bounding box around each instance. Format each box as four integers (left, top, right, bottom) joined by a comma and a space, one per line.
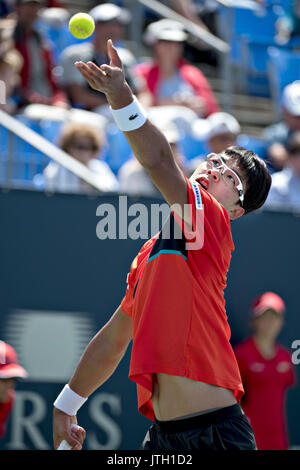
135, 19, 219, 117
60, 3, 140, 116
13, 0, 68, 109
0, 19, 23, 113
234, 292, 296, 450
118, 121, 186, 197
0, 341, 27, 439
165, 0, 215, 33
203, 111, 240, 154
186, 112, 240, 175
275, 0, 300, 44
0, 0, 13, 17
168, 0, 220, 66
265, 131, 300, 209
43, 122, 119, 193
262, 81, 300, 171
36, 7, 73, 65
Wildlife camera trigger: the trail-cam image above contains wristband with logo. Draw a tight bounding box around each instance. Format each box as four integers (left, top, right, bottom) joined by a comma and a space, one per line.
110, 95, 147, 132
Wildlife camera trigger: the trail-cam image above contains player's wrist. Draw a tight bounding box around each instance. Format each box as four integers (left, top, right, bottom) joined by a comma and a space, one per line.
109, 94, 147, 132
106, 82, 133, 110
53, 384, 88, 416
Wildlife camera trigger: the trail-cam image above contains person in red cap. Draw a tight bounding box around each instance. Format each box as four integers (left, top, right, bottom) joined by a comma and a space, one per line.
234, 292, 296, 450
0, 341, 27, 438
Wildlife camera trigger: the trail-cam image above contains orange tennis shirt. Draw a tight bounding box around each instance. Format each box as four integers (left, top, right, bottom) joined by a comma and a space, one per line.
121, 177, 244, 421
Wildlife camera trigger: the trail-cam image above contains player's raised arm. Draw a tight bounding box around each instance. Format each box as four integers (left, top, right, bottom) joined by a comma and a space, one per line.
75, 39, 188, 211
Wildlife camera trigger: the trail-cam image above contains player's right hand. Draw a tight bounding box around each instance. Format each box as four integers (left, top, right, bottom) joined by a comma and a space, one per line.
53, 407, 86, 450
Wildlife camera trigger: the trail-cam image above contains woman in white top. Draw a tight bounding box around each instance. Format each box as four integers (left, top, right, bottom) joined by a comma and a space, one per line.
44, 122, 119, 193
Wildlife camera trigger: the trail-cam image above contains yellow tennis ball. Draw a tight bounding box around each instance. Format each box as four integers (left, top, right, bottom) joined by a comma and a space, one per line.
69, 13, 95, 39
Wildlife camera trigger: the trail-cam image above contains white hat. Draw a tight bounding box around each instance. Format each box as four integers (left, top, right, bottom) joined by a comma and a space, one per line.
206, 112, 240, 139
281, 81, 300, 116
89, 3, 131, 25
144, 19, 187, 46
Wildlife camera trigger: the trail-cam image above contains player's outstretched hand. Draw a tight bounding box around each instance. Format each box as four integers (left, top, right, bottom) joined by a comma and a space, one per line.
53, 407, 86, 450
75, 39, 126, 97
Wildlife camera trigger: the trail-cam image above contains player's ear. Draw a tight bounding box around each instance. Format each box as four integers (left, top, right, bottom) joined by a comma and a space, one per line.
229, 205, 245, 221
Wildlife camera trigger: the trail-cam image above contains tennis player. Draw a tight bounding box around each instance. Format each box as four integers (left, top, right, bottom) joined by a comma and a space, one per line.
53, 40, 271, 450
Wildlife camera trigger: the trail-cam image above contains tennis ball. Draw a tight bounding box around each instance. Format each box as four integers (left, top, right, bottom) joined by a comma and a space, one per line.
69, 13, 95, 39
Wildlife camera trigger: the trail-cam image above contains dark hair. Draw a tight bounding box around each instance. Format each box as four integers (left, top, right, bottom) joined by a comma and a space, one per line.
222, 146, 271, 215
286, 131, 300, 155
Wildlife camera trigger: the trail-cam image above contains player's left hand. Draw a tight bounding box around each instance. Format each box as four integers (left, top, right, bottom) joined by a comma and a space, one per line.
74, 39, 126, 97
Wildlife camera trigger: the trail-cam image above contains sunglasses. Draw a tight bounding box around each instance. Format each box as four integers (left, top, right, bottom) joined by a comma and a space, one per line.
68, 143, 98, 152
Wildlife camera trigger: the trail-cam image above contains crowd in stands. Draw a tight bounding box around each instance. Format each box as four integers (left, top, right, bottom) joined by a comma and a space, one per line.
1, 0, 300, 210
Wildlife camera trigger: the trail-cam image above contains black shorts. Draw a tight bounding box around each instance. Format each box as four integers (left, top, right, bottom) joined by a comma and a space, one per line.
140, 403, 257, 450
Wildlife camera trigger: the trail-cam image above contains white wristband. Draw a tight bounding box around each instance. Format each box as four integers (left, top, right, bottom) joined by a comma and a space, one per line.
110, 95, 147, 131
53, 384, 88, 416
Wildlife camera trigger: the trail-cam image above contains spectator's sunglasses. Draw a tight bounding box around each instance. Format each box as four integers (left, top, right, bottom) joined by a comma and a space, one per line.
205, 153, 244, 205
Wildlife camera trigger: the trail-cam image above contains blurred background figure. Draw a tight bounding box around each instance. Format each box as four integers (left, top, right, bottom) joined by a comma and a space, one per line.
265, 131, 300, 209
262, 81, 300, 171
234, 292, 296, 450
60, 3, 140, 117
0, 341, 27, 439
203, 111, 240, 154
274, 0, 300, 44
135, 19, 219, 118
161, 0, 220, 66
13, 0, 68, 109
0, 0, 14, 18
164, 0, 215, 33
43, 122, 119, 193
0, 19, 23, 114
186, 111, 240, 176
118, 120, 186, 197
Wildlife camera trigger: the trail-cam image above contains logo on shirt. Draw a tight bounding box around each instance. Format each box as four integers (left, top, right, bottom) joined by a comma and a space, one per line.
276, 361, 291, 373
191, 182, 203, 210
249, 362, 265, 372
129, 114, 139, 120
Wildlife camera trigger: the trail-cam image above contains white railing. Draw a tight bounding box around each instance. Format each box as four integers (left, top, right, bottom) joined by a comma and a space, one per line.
216, 0, 262, 11
0, 109, 105, 192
